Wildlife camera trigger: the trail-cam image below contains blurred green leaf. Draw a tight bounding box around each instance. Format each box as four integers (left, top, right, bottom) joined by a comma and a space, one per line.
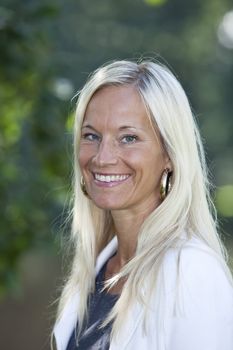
144, 0, 167, 6
31, 4, 60, 19
216, 185, 233, 218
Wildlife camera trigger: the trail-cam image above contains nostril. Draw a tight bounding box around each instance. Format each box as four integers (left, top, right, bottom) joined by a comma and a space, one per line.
91, 145, 118, 166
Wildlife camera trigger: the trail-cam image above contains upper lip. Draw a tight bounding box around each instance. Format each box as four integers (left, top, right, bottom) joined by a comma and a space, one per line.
92, 172, 130, 176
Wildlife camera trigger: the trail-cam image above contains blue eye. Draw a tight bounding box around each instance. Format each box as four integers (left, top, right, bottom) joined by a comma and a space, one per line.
82, 133, 100, 141
121, 135, 138, 144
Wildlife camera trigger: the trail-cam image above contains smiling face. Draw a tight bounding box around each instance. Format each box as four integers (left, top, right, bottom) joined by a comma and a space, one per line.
78, 85, 171, 214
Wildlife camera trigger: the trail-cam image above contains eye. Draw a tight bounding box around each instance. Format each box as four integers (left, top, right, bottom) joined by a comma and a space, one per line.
82, 133, 101, 142
121, 135, 138, 144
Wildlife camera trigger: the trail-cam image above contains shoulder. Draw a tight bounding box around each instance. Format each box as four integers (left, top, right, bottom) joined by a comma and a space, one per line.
158, 236, 233, 349
163, 235, 232, 280
161, 235, 233, 315
178, 236, 232, 292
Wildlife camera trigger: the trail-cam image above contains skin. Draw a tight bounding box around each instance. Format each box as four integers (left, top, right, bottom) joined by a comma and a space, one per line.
79, 85, 171, 293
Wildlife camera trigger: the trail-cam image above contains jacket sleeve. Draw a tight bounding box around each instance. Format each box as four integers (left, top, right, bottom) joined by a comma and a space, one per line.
166, 247, 233, 350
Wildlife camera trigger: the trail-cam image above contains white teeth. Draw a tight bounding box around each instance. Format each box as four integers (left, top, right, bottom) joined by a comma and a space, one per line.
95, 173, 129, 182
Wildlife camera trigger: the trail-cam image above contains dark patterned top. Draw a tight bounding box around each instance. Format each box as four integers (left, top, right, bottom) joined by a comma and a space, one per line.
66, 260, 118, 350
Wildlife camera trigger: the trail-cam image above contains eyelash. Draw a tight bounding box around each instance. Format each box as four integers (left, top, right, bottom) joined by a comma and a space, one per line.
121, 135, 138, 144
82, 133, 101, 141
81, 133, 139, 144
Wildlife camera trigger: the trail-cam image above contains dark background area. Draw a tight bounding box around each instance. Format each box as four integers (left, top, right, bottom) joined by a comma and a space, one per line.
0, 0, 233, 349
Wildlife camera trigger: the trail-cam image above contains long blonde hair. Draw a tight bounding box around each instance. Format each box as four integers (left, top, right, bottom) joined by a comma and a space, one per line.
55, 60, 229, 342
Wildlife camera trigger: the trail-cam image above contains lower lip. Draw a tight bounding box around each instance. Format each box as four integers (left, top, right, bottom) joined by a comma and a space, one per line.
93, 176, 130, 188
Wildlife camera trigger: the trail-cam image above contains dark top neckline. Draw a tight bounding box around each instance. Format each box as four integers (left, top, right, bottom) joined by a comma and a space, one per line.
65, 256, 119, 350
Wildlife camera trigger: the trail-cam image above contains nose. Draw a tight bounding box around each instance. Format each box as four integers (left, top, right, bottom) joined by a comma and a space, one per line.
92, 138, 118, 167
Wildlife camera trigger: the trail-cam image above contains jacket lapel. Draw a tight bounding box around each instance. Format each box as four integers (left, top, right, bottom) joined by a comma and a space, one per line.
109, 303, 144, 350
53, 236, 118, 350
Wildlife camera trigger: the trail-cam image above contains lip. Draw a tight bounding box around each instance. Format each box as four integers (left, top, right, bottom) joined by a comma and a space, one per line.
92, 172, 131, 188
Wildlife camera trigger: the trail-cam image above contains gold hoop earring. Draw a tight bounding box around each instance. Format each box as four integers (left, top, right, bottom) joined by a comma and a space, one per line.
80, 176, 88, 197
160, 168, 172, 200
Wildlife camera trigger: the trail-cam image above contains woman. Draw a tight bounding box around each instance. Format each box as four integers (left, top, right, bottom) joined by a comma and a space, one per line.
53, 60, 233, 350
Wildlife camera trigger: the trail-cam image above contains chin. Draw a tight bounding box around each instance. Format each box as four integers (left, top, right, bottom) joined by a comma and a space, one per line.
91, 196, 124, 210
93, 202, 121, 211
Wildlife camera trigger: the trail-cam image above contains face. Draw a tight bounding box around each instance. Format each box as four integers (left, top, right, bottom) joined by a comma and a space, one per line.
78, 85, 171, 214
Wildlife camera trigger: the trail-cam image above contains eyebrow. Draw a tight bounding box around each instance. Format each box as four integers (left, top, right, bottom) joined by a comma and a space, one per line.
119, 125, 137, 131
81, 124, 97, 131
82, 124, 139, 131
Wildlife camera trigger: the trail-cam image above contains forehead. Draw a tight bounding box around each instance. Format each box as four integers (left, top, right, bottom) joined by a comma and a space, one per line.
83, 85, 154, 130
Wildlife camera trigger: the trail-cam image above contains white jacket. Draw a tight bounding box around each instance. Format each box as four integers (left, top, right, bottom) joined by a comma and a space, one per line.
54, 236, 233, 350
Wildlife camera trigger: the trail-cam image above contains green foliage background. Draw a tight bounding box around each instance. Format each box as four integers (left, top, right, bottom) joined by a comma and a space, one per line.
1, 0, 233, 297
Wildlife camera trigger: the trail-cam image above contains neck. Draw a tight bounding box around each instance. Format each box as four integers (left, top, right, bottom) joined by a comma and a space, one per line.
110, 197, 160, 267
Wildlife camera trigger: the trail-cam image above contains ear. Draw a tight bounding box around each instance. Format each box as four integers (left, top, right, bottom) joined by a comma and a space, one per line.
164, 155, 172, 171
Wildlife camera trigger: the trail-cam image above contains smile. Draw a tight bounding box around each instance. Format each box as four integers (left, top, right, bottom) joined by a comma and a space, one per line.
94, 173, 130, 183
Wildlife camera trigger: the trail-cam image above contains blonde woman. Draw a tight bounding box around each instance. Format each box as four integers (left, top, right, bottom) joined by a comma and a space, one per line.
53, 60, 233, 350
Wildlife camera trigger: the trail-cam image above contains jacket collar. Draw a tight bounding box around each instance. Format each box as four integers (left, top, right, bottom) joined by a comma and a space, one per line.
53, 236, 118, 350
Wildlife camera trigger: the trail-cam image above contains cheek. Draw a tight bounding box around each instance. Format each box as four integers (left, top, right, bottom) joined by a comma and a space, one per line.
78, 153, 89, 175
126, 148, 164, 169
78, 146, 93, 168
78, 155, 84, 171
141, 152, 166, 186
